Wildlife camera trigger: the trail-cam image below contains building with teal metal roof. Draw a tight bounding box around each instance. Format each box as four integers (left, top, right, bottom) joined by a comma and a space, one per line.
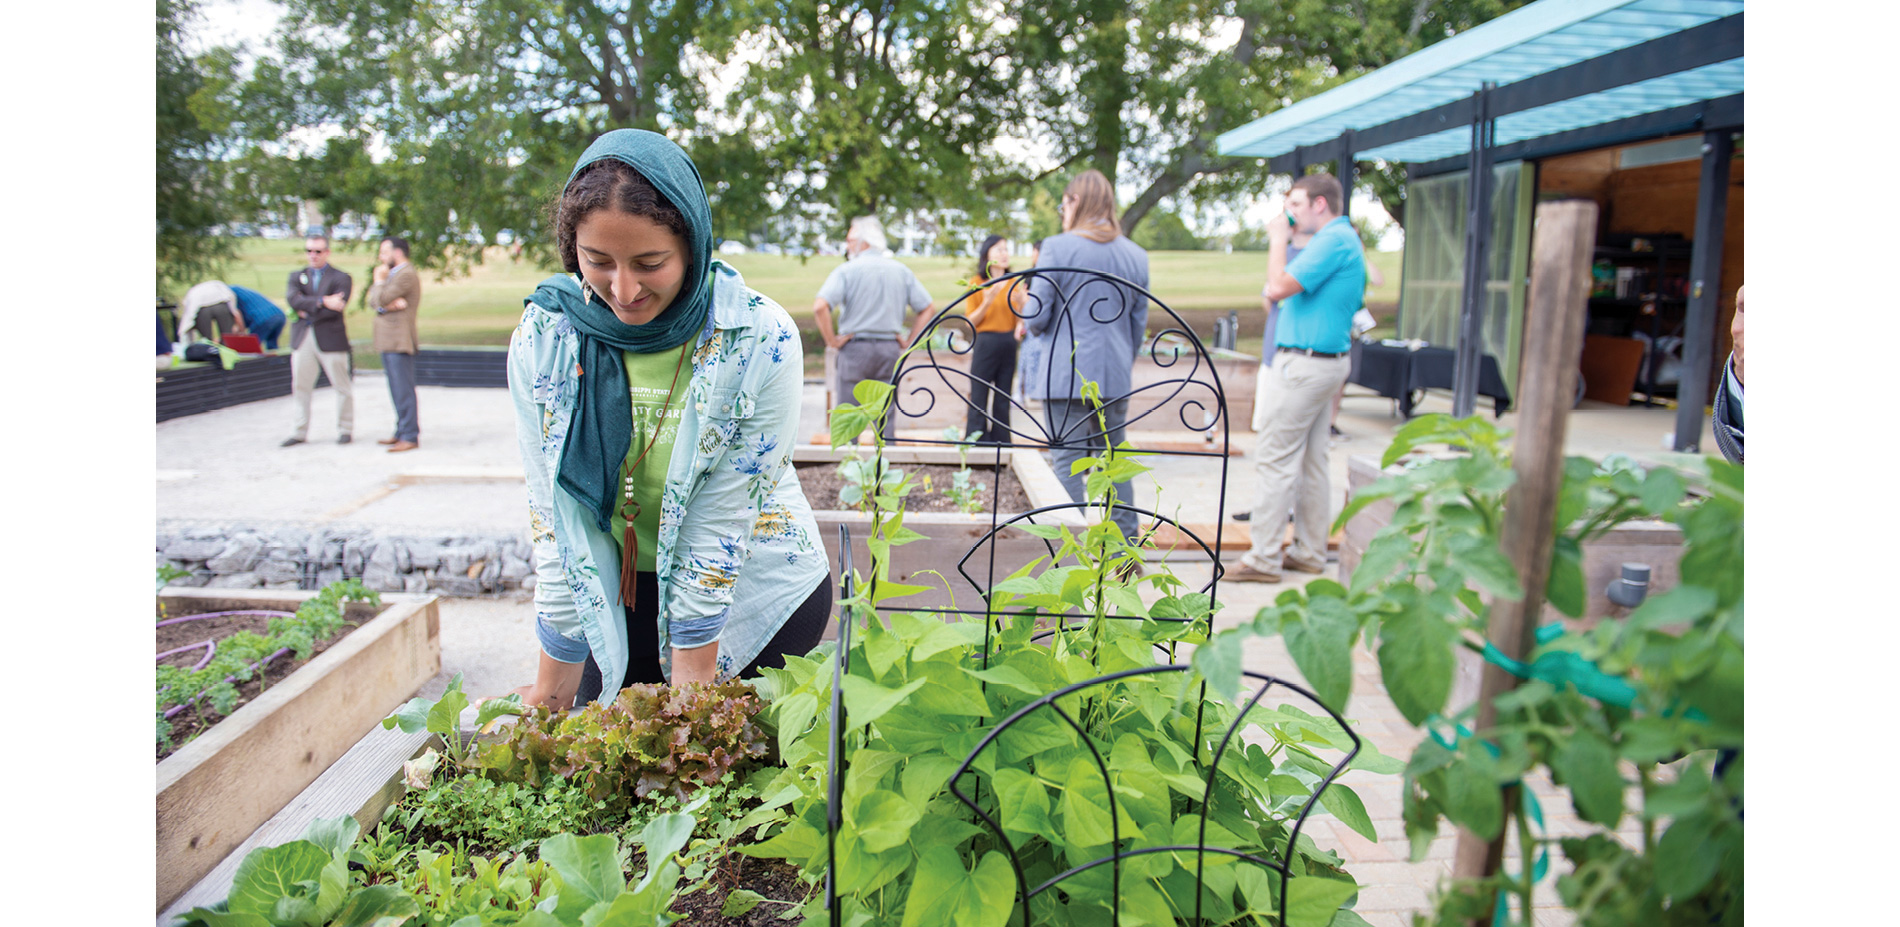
1218, 0, 1742, 451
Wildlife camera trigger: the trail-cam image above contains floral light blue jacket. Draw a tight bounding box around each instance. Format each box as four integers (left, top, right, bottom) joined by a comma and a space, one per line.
510, 261, 825, 695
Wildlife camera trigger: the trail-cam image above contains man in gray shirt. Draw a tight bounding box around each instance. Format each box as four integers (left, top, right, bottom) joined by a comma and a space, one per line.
814, 216, 935, 442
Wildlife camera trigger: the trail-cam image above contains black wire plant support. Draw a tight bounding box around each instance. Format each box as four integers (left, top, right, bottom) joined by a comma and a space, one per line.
821, 266, 1362, 925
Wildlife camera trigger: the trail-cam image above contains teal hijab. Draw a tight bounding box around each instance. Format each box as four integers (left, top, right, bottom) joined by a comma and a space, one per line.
531, 129, 716, 534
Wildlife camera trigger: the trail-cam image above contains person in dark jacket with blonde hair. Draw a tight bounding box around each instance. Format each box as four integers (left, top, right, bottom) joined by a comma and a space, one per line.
1025, 170, 1149, 541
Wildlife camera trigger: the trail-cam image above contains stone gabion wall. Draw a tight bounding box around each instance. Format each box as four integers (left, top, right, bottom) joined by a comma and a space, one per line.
156, 521, 535, 596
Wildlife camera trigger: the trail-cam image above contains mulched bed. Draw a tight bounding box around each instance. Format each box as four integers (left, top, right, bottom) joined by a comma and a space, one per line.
156, 602, 380, 762
796, 461, 1032, 513
670, 855, 812, 925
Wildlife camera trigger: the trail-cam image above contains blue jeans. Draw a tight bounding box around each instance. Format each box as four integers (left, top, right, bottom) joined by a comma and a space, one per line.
250, 314, 286, 350
382, 352, 419, 443
1042, 397, 1138, 540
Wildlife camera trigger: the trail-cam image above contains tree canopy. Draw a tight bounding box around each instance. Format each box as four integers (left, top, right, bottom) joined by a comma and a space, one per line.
157, 0, 240, 293
169, 0, 1529, 272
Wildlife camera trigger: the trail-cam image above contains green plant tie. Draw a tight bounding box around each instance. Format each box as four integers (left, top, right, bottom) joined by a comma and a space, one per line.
1478, 622, 1640, 709
1426, 717, 1493, 758
1424, 718, 1551, 926
1492, 788, 1550, 926
1477, 623, 1709, 723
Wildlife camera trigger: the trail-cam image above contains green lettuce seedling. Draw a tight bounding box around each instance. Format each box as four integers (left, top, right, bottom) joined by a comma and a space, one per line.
382, 673, 524, 772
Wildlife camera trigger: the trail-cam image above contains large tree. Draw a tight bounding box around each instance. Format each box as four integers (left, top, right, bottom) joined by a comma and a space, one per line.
241, 0, 1027, 264
229, 0, 1527, 265
238, 0, 742, 270
157, 0, 241, 294
1001, 0, 1531, 235
715, 0, 1018, 236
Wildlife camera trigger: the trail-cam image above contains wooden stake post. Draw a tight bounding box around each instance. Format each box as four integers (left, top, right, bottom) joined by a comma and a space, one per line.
1450, 200, 1598, 917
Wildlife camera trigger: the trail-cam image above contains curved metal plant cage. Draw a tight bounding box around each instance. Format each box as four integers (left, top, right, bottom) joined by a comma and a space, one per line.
820, 267, 1361, 924
946, 667, 1361, 927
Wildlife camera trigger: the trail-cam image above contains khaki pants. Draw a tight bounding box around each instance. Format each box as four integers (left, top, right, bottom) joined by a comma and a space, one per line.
289, 336, 354, 440
1242, 353, 1349, 573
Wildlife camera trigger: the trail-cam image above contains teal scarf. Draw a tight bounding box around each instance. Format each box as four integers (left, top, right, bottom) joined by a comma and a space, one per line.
532, 129, 716, 534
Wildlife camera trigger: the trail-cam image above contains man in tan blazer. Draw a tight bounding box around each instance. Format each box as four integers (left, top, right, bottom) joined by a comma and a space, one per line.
368, 236, 423, 452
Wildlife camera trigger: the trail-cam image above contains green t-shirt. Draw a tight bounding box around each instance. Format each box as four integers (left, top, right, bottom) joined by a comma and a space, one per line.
607, 347, 690, 571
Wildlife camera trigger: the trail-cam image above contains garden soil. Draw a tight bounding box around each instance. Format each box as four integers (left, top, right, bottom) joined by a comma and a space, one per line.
156, 602, 381, 762
669, 856, 809, 925
793, 461, 1030, 513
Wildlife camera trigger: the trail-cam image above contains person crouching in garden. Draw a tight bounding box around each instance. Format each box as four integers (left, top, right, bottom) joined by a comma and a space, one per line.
507, 129, 831, 708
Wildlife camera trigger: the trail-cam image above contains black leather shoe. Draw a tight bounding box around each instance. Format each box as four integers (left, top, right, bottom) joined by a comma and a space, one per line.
337, 434, 353, 444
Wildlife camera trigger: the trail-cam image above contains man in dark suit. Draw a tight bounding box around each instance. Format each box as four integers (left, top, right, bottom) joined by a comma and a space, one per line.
282, 234, 356, 446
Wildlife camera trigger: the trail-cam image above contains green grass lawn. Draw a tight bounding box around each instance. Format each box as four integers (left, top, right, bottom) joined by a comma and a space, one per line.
189, 240, 1404, 352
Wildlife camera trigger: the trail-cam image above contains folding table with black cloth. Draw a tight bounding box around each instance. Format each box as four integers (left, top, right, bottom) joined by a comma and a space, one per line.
1348, 341, 1512, 418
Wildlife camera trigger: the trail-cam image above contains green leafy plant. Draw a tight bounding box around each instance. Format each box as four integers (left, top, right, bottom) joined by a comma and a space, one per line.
158, 578, 381, 752
477, 681, 772, 807
939, 425, 981, 463
530, 810, 701, 927
1193, 414, 1743, 926
944, 468, 986, 515
739, 381, 1398, 927
642, 770, 816, 919
396, 772, 617, 855
173, 815, 420, 927
382, 672, 525, 771
836, 452, 911, 512
177, 805, 705, 927
359, 837, 558, 927
937, 426, 988, 514
158, 563, 192, 594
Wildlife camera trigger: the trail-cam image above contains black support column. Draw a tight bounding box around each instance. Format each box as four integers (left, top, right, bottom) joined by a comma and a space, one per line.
1452, 83, 1496, 418
1337, 130, 1356, 218
1672, 130, 1733, 452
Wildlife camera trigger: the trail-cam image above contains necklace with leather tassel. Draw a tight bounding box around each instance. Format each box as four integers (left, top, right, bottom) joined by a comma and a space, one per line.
619, 341, 693, 607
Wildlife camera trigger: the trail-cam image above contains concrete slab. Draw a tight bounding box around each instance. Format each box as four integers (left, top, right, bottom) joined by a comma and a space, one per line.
157, 373, 523, 525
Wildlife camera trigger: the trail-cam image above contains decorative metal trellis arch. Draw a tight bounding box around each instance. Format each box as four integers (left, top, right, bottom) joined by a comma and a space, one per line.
821, 266, 1360, 925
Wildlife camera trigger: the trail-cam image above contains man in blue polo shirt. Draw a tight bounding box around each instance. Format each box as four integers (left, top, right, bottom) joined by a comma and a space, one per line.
1230, 173, 1366, 582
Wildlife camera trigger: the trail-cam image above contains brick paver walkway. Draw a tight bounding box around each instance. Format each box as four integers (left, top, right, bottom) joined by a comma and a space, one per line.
1146, 559, 1656, 927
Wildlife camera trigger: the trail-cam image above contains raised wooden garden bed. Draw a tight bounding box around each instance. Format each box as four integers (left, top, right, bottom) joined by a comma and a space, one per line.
158, 719, 437, 926
1337, 453, 1686, 620
1336, 452, 1686, 711
155, 589, 441, 913
794, 445, 1082, 616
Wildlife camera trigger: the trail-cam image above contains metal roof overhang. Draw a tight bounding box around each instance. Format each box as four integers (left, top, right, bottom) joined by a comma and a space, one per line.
1216, 0, 1744, 170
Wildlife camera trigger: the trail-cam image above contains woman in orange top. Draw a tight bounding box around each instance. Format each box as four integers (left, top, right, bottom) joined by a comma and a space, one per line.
962, 234, 1025, 444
